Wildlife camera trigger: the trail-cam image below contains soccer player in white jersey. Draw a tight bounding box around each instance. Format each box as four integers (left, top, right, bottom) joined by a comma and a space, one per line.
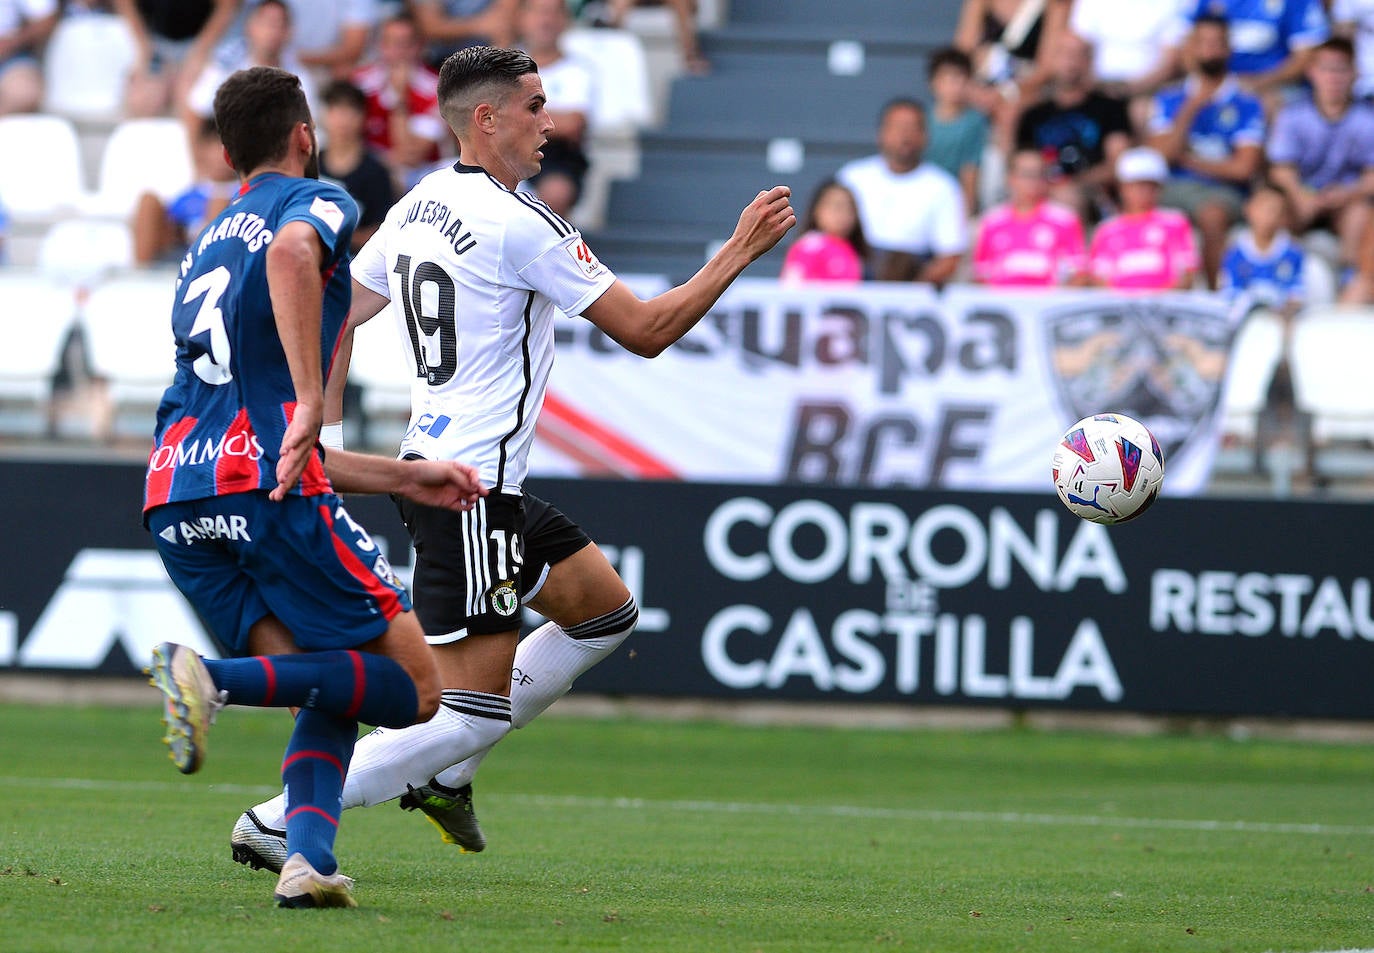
230, 45, 795, 869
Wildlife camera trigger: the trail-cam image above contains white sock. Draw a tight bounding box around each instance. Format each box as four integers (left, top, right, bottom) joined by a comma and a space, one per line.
245, 689, 511, 826
432, 600, 637, 790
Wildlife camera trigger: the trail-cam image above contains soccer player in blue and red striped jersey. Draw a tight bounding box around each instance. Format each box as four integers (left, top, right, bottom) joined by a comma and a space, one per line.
142, 65, 484, 909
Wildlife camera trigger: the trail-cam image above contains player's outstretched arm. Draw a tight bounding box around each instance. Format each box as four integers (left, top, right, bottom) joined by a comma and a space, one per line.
324, 450, 487, 511
583, 185, 796, 358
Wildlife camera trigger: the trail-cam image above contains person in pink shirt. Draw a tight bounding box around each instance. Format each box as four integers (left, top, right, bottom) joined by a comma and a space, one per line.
1089, 147, 1200, 291
972, 148, 1087, 286
780, 179, 869, 283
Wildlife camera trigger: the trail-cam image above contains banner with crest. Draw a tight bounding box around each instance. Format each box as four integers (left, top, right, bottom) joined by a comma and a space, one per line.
529, 280, 1244, 495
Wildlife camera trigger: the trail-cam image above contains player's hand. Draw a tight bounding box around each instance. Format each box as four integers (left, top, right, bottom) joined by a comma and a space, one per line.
401, 459, 489, 511
730, 186, 797, 262
271, 402, 323, 501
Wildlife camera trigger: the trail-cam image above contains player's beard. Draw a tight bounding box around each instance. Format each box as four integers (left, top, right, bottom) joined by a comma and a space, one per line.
305, 128, 320, 179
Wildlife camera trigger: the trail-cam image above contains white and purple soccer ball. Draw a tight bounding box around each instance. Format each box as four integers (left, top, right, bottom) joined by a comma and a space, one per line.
1051, 413, 1165, 525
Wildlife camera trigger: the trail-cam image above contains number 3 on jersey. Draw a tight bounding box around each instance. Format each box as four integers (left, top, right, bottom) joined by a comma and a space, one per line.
183, 265, 233, 385
393, 254, 458, 386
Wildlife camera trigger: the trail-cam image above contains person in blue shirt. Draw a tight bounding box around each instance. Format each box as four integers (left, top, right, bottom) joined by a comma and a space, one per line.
142, 65, 484, 909
1148, 14, 1267, 288
1187, 0, 1329, 97
1221, 181, 1305, 313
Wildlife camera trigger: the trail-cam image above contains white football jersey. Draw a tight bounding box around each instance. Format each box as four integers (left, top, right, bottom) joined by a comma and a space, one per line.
352, 162, 617, 495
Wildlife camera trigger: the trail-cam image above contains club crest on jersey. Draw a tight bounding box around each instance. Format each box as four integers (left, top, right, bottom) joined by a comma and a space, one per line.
490, 581, 519, 617
567, 238, 604, 278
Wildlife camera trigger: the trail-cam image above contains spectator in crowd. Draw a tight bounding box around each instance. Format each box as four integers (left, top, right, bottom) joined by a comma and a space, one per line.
185, 0, 317, 124
1331, 0, 1374, 100
779, 179, 867, 284
318, 80, 394, 252
1340, 213, 1374, 302
353, 12, 448, 191
594, 0, 708, 75
836, 98, 967, 285
282, 0, 379, 81
1267, 36, 1374, 280
1220, 181, 1305, 313
1089, 146, 1200, 290
1015, 31, 1133, 222
972, 147, 1087, 287
517, 0, 592, 219
0, 0, 58, 115
953, 0, 1071, 92
410, 0, 518, 69
1147, 14, 1266, 289
924, 47, 988, 215
114, 0, 239, 118
1184, 0, 1329, 99
130, 116, 237, 265
1069, 0, 1189, 103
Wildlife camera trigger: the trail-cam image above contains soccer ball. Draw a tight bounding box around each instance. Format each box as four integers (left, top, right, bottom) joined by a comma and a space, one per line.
1051, 413, 1165, 525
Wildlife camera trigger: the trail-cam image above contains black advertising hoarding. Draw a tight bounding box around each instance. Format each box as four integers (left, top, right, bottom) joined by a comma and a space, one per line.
1, 459, 1370, 718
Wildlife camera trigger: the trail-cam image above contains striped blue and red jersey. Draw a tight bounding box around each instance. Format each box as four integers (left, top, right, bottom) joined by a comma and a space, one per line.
144, 172, 358, 513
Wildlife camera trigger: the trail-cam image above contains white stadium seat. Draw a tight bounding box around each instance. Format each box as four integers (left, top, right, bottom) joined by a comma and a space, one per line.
42, 14, 138, 121
80, 118, 194, 219
349, 313, 417, 422
37, 219, 135, 283
1220, 309, 1285, 444
81, 272, 179, 435
1288, 306, 1374, 445
0, 274, 81, 422
0, 115, 86, 222
561, 28, 654, 133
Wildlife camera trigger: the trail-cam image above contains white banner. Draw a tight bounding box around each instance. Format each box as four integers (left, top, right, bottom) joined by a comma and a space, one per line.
531, 280, 1242, 495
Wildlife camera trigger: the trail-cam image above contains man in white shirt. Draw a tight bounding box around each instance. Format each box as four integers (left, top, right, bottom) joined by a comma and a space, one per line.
230, 45, 795, 869
836, 98, 968, 284
186, 0, 318, 123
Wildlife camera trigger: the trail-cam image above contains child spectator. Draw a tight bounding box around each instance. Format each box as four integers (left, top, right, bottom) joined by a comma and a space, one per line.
1220, 181, 1305, 315
972, 147, 1087, 286
1089, 147, 1200, 289
779, 179, 867, 284
131, 116, 237, 265
924, 47, 988, 215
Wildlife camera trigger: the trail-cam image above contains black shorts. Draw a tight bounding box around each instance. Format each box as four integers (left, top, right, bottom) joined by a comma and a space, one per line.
394, 490, 590, 643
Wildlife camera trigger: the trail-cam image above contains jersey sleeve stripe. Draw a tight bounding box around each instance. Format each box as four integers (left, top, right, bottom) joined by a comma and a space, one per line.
512, 190, 573, 237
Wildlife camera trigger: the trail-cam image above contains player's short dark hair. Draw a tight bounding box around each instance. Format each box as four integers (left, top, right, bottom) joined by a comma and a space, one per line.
1314, 35, 1356, 61
878, 97, 925, 126
1193, 12, 1229, 32
213, 66, 312, 175
322, 79, 367, 113
927, 47, 973, 81
436, 46, 539, 132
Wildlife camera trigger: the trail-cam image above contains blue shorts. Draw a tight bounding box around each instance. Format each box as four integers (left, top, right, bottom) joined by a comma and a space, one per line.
149, 491, 412, 656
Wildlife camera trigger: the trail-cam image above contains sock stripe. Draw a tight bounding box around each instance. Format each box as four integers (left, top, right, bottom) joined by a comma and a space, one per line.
440, 689, 512, 722
286, 804, 340, 827
344, 650, 365, 720
258, 656, 277, 706
566, 597, 639, 640
282, 749, 346, 778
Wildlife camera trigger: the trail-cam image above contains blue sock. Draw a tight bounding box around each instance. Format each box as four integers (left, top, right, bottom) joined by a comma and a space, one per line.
204, 650, 419, 727
282, 710, 356, 876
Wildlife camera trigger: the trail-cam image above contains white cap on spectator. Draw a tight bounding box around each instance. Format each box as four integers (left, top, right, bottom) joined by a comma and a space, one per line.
1116, 147, 1168, 184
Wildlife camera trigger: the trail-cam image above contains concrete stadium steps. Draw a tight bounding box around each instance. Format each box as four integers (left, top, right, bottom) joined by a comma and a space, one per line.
724, 0, 961, 41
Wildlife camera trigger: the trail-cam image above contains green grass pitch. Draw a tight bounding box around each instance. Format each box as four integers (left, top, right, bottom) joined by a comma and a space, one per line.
1, 700, 1372, 952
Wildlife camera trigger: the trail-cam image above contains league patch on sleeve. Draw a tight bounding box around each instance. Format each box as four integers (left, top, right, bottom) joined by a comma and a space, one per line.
566, 238, 605, 278
310, 196, 345, 234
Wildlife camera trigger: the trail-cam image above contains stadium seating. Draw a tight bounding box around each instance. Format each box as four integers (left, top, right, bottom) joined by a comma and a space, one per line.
41, 13, 137, 122
1219, 309, 1286, 444
348, 312, 417, 444
81, 272, 179, 439
1288, 306, 1374, 447
0, 273, 81, 434
37, 219, 135, 283
80, 119, 194, 219
0, 114, 86, 222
